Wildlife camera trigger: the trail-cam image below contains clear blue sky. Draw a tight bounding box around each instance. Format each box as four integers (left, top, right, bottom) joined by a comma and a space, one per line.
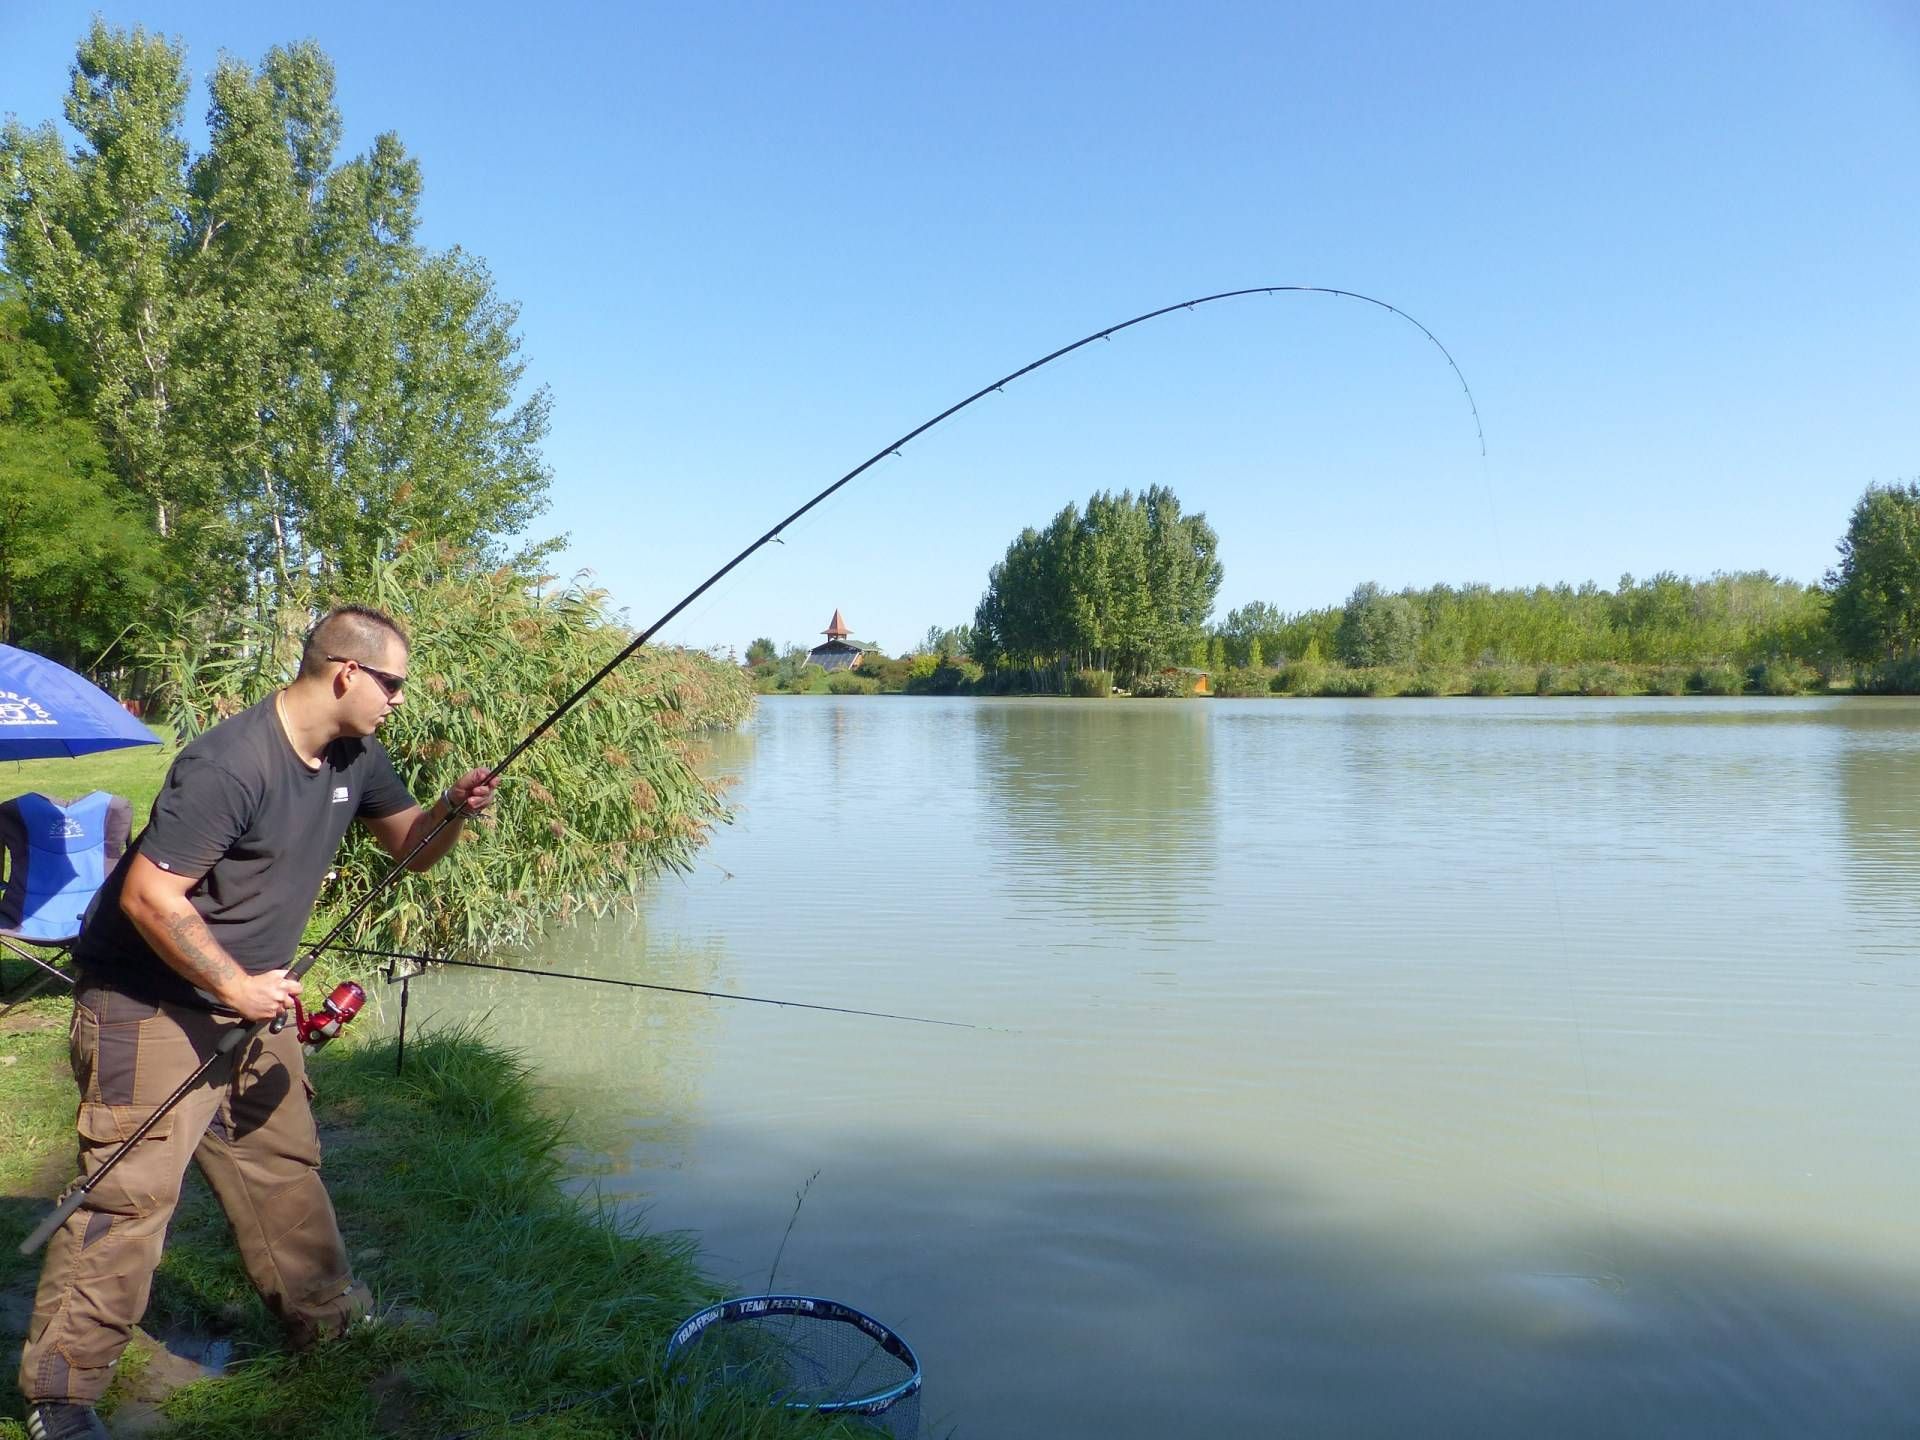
4, 2, 1916, 656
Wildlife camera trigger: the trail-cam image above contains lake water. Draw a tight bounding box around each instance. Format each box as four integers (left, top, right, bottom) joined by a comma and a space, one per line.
397, 695, 1920, 1437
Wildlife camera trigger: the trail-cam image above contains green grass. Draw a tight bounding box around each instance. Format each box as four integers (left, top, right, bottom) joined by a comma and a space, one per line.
0, 725, 174, 820
3, 1018, 877, 1439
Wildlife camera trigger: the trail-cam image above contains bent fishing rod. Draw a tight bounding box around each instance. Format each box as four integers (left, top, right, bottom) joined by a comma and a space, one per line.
23, 284, 1482, 1256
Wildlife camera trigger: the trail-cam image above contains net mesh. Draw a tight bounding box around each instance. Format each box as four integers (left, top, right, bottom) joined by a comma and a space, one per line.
668, 1296, 920, 1437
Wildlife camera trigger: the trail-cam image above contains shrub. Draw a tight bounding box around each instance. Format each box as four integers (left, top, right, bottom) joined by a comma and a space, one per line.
1747, 660, 1815, 695
1687, 663, 1746, 696
1129, 670, 1183, 698
1856, 658, 1920, 694
1400, 667, 1462, 697
905, 657, 983, 694
1466, 665, 1531, 696
854, 653, 910, 690
1641, 666, 1690, 695
1534, 665, 1569, 696
826, 670, 878, 694
1574, 663, 1633, 696
1069, 667, 1114, 698
1272, 661, 1325, 695
1209, 666, 1268, 698
1315, 668, 1387, 697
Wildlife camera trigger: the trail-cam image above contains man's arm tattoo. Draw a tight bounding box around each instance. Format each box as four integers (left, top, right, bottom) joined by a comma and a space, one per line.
160, 911, 246, 993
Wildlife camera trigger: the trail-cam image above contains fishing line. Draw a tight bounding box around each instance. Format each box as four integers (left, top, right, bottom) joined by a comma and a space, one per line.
21, 284, 1474, 1257
330, 943, 985, 1030
1464, 404, 1622, 1291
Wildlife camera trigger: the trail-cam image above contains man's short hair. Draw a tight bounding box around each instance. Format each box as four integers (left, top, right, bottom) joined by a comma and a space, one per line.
300, 606, 411, 679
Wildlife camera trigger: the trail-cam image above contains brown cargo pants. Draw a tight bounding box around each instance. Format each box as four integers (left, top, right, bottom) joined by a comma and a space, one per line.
17, 978, 368, 1405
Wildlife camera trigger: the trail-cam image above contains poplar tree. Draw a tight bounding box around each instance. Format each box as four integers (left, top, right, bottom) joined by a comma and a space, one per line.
1828, 482, 1920, 664
0, 22, 552, 615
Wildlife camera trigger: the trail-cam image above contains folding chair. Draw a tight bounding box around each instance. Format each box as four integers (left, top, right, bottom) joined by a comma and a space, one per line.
0, 790, 132, 1015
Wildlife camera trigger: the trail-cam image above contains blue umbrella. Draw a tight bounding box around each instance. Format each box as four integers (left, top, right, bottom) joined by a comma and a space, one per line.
0, 643, 160, 760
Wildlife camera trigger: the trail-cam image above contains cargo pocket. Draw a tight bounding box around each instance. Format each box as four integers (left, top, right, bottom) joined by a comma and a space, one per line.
75, 1101, 181, 1218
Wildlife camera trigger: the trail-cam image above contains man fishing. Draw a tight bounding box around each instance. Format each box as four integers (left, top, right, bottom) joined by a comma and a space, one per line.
18, 605, 495, 1440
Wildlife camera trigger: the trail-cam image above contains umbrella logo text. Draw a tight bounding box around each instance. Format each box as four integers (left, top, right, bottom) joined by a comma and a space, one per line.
0, 690, 56, 727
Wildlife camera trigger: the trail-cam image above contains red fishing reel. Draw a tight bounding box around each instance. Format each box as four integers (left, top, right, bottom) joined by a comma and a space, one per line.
293, 980, 366, 1049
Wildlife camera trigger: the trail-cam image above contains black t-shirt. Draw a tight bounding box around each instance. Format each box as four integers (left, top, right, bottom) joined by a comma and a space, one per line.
77, 694, 416, 1008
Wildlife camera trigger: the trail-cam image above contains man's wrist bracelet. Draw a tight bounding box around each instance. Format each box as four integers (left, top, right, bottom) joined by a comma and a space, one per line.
442, 789, 466, 820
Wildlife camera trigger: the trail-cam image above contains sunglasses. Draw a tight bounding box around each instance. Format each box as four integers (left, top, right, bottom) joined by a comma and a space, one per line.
328, 654, 407, 697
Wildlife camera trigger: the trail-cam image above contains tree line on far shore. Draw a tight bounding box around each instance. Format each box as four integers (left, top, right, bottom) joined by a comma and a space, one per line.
747, 480, 1920, 697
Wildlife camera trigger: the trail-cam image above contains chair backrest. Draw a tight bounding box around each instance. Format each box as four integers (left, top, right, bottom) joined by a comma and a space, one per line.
0, 791, 132, 942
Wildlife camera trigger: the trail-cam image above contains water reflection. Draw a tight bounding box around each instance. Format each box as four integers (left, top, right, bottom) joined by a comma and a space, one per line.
366, 915, 730, 1160
972, 699, 1218, 954
396, 695, 1920, 1437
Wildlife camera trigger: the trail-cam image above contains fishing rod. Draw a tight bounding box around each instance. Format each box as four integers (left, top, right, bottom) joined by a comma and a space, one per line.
332, 943, 979, 1029
23, 284, 1481, 1256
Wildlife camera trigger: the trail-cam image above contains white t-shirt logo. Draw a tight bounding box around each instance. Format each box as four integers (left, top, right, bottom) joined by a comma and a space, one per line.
331, 786, 351, 805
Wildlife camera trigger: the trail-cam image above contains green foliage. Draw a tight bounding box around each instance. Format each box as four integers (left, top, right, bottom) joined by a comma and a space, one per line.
971, 485, 1222, 681
1334, 583, 1422, 667
133, 545, 752, 956
1315, 668, 1390, 697
1686, 663, 1746, 696
851, 652, 909, 690
0, 283, 165, 666
1128, 670, 1184, 698
825, 670, 877, 694
1640, 666, 1691, 695
1747, 660, 1815, 695
1574, 663, 1634, 696
1826, 482, 1920, 664
0, 23, 552, 619
1400, 667, 1462, 697
919, 622, 971, 659
1272, 659, 1327, 695
904, 656, 982, 694
1216, 572, 1831, 675
1208, 666, 1268, 697
744, 636, 776, 667
1069, 667, 1114, 697
1857, 658, 1920, 694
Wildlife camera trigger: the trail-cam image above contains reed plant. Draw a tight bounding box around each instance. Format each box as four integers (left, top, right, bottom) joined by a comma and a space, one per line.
134, 545, 754, 957
1068, 667, 1114, 697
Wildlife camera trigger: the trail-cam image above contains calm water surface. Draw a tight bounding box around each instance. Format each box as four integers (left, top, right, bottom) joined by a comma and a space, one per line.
403, 696, 1920, 1437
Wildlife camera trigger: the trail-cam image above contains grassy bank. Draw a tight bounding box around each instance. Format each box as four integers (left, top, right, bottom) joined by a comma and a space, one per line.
1, 681, 875, 1435
2, 998, 876, 1437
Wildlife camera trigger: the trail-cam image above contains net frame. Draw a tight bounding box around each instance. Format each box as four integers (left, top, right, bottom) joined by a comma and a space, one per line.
666, 1294, 922, 1417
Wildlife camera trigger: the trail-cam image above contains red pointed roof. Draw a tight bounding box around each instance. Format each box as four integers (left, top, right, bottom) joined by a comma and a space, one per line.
823, 609, 850, 639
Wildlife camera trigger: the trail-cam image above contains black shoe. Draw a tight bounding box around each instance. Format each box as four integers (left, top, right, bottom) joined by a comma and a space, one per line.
26, 1402, 111, 1440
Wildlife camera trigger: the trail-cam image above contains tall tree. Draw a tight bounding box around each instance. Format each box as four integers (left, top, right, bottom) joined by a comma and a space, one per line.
1334, 582, 1422, 667
1827, 482, 1920, 664
971, 486, 1222, 681
0, 22, 553, 615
